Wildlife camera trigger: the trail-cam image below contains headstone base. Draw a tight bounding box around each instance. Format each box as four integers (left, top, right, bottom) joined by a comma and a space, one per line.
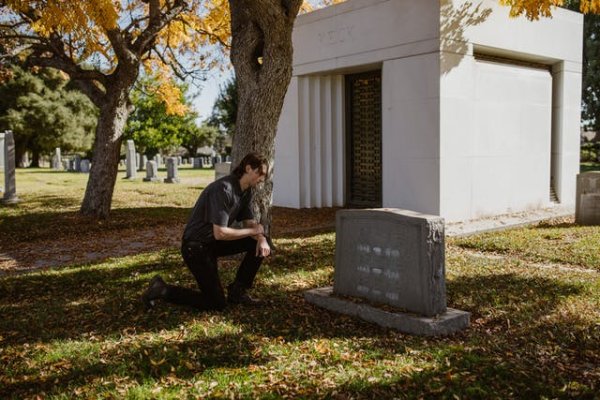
305, 287, 470, 336
164, 177, 180, 184
1, 194, 20, 205
143, 177, 161, 182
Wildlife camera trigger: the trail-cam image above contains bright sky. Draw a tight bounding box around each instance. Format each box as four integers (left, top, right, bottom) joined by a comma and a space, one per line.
192, 70, 232, 122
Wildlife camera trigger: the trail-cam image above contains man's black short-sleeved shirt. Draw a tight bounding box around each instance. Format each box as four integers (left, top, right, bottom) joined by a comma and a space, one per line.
182, 175, 253, 243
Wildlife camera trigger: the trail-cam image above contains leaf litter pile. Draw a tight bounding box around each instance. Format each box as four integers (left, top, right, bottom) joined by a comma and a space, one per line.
0, 169, 599, 399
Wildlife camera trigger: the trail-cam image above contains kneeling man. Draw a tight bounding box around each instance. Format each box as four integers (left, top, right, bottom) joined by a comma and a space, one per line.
143, 152, 271, 310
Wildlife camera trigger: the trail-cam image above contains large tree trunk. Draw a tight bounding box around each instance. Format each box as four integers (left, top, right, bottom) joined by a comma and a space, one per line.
228, 0, 303, 232
80, 85, 133, 218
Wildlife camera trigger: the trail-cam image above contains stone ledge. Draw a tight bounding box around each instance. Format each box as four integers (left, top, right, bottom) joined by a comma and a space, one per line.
304, 287, 470, 336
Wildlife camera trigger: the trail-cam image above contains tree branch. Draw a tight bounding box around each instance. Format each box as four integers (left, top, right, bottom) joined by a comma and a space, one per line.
132, 0, 186, 54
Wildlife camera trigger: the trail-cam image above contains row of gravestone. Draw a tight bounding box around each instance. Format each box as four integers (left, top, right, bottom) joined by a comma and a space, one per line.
123, 140, 231, 183
131, 157, 232, 184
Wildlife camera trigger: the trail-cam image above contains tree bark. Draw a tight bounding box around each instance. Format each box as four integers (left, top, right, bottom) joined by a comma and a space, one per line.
228, 0, 302, 232
80, 83, 134, 218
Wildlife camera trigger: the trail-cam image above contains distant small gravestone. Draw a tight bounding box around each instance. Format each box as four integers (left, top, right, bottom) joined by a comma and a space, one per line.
2, 131, 19, 204
143, 160, 161, 182
73, 155, 81, 172
305, 208, 470, 336
575, 172, 600, 225
154, 154, 162, 167
52, 148, 62, 170
193, 157, 202, 169
125, 140, 137, 179
80, 159, 91, 173
164, 157, 180, 183
214, 162, 231, 181
138, 153, 146, 172
21, 152, 29, 168
0, 132, 5, 173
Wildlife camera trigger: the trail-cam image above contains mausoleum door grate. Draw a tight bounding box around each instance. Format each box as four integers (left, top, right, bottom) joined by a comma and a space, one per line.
346, 71, 382, 208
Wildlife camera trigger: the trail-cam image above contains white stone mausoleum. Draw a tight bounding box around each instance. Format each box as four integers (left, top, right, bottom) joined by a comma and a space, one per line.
273, 0, 583, 222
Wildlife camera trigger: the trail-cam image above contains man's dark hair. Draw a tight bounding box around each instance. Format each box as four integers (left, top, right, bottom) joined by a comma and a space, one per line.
231, 152, 269, 179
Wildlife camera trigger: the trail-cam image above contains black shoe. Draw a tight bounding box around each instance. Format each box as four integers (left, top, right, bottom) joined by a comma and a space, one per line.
227, 282, 261, 306
142, 275, 167, 309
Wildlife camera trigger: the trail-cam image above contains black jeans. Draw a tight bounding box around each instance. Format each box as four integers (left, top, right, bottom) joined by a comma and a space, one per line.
163, 237, 262, 310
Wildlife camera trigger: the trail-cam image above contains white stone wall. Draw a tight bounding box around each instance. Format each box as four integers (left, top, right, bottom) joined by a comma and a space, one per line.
273, 76, 345, 208
439, 0, 582, 220
440, 59, 553, 220
381, 54, 441, 216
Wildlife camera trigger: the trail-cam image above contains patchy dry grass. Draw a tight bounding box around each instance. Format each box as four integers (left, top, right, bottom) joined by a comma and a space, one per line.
0, 168, 599, 399
449, 218, 600, 271
0, 166, 211, 246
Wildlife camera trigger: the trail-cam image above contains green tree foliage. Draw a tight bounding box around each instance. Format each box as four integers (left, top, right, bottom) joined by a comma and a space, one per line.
125, 76, 219, 158
179, 122, 220, 158
581, 12, 600, 129
0, 66, 97, 166
124, 77, 191, 157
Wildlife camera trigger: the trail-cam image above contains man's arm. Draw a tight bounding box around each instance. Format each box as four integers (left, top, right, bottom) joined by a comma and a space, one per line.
212, 223, 264, 241
243, 220, 271, 257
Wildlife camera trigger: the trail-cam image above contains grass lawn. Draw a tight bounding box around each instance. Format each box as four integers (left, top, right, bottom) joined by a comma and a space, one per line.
580, 161, 600, 173
1, 168, 599, 399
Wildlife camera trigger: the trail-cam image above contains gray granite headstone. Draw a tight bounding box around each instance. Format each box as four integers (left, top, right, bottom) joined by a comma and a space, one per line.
138, 153, 146, 171
305, 208, 470, 336
52, 148, 62, 170
0, 132, 5, 172
73, 155, 81, 172
143, 160, 161, 182
62, 160, 69, 171
164, 157, 180, 183
214, 162, 231, 181
226, 155, 231, 162
80, 159, 91, 173
125, 140, 137, 179
193, 157, 201, 169
576, 172, 600, 225
20, 152, 29, 168
2, 131, 19, 204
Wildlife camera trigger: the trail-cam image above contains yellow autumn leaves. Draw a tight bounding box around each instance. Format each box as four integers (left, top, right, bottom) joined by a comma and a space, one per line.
499, 0, 600, 19
4, 0, 600, 116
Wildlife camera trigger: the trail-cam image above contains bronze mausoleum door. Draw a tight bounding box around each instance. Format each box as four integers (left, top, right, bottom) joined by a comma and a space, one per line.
346, 70, 382, 208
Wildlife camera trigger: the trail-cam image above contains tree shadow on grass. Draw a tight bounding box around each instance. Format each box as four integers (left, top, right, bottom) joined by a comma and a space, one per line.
1, 332, 269, 399
1, 232, 585, 344
1, 234, 596, 398
0, 255, 193, 345
21, 194, 82, 209
0, 207, 190, 247
221, 271, 584, 343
